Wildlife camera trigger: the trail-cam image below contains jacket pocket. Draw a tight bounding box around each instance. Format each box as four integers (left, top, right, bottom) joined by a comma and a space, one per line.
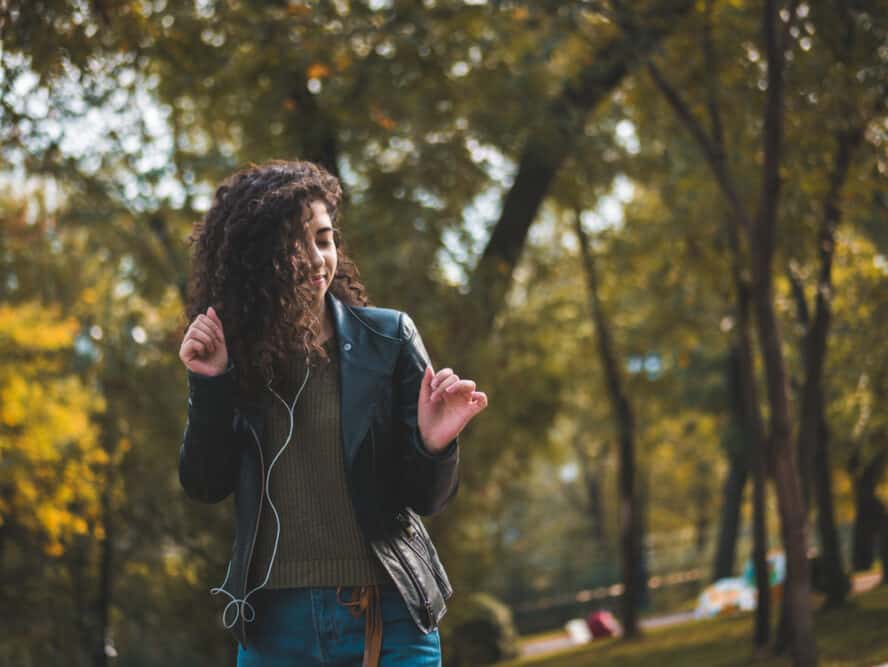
396, 510, 453, 600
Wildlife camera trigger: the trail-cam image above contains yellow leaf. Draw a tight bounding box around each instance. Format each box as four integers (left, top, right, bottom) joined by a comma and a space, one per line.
45, 541, 64, 557
307, 63, 330, 79
87, 449, 110, 465
370, 108, 396, 130
287, 2, 312, 16
333, 52, 352, 72
17, 479, 39, 502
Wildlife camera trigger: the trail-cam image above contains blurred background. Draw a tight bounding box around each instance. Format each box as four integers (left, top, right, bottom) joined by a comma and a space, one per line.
1, 1, 886, 665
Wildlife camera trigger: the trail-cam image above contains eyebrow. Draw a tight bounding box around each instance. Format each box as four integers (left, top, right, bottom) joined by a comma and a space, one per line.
316, 226, 334, 235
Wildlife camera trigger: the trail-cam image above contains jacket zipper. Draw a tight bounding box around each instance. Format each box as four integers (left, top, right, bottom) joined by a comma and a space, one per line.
385, 534, 434, 627
401, 532, 451, 595
398, 510, 451, 596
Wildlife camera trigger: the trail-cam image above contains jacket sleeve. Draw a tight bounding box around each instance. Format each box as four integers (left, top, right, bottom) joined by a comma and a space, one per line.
393, 312, 460, 516
178, 361, 242, 504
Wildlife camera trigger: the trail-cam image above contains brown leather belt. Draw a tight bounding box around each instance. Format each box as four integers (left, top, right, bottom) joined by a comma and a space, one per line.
336, 584, 383, 667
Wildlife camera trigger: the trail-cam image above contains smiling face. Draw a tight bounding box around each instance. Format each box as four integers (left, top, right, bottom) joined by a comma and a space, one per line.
302, 199, 338, 303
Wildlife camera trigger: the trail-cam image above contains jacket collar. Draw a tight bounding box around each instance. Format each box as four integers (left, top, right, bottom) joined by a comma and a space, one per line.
326, 290, 401, 469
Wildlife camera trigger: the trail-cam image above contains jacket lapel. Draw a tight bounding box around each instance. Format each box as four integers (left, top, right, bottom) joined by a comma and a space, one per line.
327, 291, 400, 470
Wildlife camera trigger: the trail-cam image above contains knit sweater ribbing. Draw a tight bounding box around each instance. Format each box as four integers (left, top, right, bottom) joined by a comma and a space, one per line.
247, 336, 392, 589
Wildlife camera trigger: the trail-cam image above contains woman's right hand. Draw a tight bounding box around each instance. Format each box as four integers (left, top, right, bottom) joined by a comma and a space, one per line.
179, 306, 229, 376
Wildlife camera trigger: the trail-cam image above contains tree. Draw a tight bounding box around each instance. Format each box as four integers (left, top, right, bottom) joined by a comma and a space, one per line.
573, 208, 645, 638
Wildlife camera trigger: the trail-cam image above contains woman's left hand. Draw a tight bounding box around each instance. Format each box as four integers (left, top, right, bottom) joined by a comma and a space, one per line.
417, 365, 488, 454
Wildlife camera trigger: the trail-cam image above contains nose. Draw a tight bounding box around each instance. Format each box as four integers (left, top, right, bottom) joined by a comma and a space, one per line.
307, 243, 324, 270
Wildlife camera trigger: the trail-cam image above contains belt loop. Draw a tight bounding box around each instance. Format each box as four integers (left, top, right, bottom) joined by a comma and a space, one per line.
336, 585, 383, 667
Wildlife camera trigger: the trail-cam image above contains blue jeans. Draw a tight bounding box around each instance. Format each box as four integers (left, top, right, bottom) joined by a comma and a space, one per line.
236, 586, 442, 666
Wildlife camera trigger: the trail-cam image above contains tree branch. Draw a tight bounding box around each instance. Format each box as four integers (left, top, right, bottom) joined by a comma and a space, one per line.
464, 0, 695, 342
754, 0, 786, 265
787, 261, 810, 329
645, 62, 749, 233
702, 0, 725, 153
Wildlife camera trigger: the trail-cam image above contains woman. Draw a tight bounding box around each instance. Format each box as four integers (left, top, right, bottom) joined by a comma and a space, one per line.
177, 159, 488, 666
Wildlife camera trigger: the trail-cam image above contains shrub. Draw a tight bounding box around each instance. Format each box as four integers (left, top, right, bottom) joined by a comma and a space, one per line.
441, 592, 521, 667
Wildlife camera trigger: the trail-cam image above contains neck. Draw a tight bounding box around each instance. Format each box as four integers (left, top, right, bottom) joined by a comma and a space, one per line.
316, 296, 334, 342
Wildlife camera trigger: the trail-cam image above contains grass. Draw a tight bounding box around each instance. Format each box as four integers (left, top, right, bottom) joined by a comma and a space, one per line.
502, 585, 888, 667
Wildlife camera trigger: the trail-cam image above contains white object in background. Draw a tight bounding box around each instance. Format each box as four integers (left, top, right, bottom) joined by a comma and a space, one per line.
564, 618, 592, 644
694, 577, 757, 619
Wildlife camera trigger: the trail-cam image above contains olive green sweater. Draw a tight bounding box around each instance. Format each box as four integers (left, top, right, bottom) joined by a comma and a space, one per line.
247, 336, 392, 589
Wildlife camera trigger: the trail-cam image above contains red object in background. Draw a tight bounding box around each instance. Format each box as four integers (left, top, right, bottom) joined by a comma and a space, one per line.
585, 610, 621, 639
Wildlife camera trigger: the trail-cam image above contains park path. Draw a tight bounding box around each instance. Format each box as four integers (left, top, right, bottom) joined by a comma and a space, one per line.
520, 571, 883, 658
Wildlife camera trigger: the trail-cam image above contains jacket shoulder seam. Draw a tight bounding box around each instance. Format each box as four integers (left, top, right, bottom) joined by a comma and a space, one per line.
343, 302, 404, 342
400, 312, 417, 345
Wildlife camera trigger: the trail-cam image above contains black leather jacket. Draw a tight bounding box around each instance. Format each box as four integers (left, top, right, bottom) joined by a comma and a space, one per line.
178, 290, 459, 650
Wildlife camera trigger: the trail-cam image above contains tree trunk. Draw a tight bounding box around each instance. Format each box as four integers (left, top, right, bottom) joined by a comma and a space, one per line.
713, 450, 747, 580
879, 510, 888, 586
734, 269, 771, 648
587, 472, 606, 545
851, 452, 886, 572
751, 2, 816, 664
642, 4, 776, 643
68, 533, 93, 666
696, 488, 710, 558
638, 470, 652, 611
792, 119, 863, 607
462, 0, 695, 343
573, 210, 644, 639
283, 70, 342, 181
571, 433, 607, 545
812, 418, 849, 606
93, 430, 116, 667
712, 346, 749, 581
751, 425, 770, 648
755, 240, 818, 659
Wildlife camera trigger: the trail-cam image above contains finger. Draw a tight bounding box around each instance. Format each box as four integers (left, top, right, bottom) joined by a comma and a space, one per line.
183, 338, 208, 359
470, 391, 488, 411
431, 374, 460, 402
207, 307, 226, 336
203, 317, 224, 346
192, 319, 219, 346
419, 365, 434, 404
188, 328, 216, 354
430, 367, 454, 391
444, 379, 476, 395
197, 314, 224, 345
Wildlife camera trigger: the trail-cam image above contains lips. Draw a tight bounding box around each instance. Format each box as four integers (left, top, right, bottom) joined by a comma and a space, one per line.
311, 274, 326, 285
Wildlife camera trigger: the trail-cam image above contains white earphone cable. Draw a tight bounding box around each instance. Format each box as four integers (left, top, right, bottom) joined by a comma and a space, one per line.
209, 364, 311, 630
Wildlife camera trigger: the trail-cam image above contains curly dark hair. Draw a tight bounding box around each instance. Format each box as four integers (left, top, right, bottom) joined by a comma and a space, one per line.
184, 159, 370, 404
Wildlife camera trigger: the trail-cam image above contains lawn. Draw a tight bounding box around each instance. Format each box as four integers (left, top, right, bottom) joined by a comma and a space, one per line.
502, 586, 888, 667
